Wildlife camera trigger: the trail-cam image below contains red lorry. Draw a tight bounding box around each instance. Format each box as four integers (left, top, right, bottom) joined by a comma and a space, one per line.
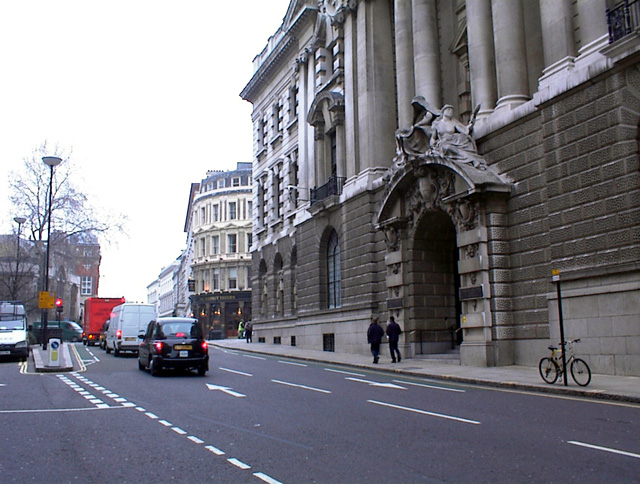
83, 297, 125, 346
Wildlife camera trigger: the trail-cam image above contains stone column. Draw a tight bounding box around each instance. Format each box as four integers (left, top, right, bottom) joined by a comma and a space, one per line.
541, 0, 576, 66
466, 0, 497, 117
412, 0, 441, 107
395, 0, 415, 128
537, 0, 576, 89
576, 0, 608, 56
491, 0, 529, 110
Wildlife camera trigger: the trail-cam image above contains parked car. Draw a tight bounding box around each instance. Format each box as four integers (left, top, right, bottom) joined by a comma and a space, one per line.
29, 320, 83, 343
138, 317, 208, 376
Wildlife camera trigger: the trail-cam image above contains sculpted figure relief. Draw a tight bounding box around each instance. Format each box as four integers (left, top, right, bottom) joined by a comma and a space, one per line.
395, 98, 486, 170
394, 96, 440, 164
430, 104, 485, 170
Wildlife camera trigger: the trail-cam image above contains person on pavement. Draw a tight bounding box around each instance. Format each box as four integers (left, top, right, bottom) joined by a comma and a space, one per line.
367, 317, 384, 364
244, 321, 253, 343
386, 315, 402, 363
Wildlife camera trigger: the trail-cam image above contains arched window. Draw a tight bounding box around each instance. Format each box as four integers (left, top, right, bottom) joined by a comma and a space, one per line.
327, 230, 341, 308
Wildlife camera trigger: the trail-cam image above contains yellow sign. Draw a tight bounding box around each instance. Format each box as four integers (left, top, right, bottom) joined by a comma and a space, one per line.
552, 269, 560, 276
39, 291, 56, 309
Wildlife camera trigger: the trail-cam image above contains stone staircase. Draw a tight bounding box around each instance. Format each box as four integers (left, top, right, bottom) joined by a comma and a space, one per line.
413, 347, 461, 365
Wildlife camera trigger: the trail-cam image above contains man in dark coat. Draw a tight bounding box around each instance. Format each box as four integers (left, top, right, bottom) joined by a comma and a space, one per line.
367, 317, 385, 364
386, 316, 402, 363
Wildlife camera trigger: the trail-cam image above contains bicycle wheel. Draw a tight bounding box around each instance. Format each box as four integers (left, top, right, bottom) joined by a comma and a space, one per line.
539, 357, 559, 384
570, 358, 591, 386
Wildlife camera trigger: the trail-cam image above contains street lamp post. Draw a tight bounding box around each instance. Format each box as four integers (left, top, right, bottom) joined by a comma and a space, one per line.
41, 156, 62, 350
12, 216, 26, 300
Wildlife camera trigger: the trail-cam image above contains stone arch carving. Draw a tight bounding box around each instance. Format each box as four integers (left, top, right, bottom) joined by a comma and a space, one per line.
375, 153, 512, 366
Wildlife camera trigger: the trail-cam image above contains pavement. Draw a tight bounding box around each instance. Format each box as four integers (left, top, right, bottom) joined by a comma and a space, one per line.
209, 339, 640, 404
29, 340, 640, 404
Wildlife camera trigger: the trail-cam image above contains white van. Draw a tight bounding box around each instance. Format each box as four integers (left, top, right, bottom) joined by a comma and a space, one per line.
0, 301, 29, 360
106, 303, 156, 356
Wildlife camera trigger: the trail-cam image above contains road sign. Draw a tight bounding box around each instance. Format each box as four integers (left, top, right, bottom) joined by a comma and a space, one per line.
39, 291, 55, 309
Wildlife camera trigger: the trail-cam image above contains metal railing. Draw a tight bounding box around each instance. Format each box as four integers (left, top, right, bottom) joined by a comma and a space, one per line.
310, 176, 346, 205
607, 0, 640, 43
412, 322, 461, 355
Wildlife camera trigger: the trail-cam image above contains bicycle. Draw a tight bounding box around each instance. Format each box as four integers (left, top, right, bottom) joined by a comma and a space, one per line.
539, 339, 591, 386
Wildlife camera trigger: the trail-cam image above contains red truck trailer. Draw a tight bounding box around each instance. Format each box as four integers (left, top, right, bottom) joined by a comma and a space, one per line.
83, 297, 125, 346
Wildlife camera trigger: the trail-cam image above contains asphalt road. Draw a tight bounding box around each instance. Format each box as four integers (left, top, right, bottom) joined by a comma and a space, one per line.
1, 344, 639, 483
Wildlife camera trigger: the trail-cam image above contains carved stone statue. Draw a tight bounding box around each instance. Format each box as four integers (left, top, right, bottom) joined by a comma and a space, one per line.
429, 104, 486, 170
394, 96, 441, 164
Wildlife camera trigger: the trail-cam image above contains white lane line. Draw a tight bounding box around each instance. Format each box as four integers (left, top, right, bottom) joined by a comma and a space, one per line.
278, 360, 307, 367
205, 445, 225, 456
0, 406, 127, 414
228, 458, 251, 470
325, 368, 365, 377
271, 379, 331, 394
368, 400, 481, 425
568, 441, 640, 459
219, 367, 253, 377
254, 472, 283, 484
158, 420, 172, 427
244, 354, 267, 360
146, 412, 159, 419
188, 436, 204, 444
172, 427, 187, 435
394, 379, 466, 393
346, 377, 406, 389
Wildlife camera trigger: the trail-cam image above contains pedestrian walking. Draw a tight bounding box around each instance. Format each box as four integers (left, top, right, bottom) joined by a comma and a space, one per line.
244, 321, 253, 343
367, 317, 384, 364
386, 315, 402, 363
238, 321, 244, 339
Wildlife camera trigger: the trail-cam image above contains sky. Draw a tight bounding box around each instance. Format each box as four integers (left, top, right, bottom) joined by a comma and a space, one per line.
0, 0, 291, 302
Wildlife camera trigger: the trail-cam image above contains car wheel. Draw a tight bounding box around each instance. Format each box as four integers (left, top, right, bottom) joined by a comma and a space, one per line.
138, 359, 145, 371
114, 346, 120, 357
197, 365, 207, 377
150, 358, 161, 377
105, 344, 111, 354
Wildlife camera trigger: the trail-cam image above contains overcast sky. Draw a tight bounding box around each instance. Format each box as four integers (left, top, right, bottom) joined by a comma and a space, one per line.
0, 0, 291, 302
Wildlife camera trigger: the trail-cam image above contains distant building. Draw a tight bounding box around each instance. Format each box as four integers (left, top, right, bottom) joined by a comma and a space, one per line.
188, 163, 253, 339
0, 230, 102, 324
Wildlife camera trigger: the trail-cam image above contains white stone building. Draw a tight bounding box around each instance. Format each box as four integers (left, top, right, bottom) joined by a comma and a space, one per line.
241, 0, 640, 376
189, 163, 253, 339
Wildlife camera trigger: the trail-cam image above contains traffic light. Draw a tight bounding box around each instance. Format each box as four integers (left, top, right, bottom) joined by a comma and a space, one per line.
55, 298, 63, 314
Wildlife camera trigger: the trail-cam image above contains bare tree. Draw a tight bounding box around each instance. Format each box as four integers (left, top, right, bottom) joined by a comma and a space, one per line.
4, 141, 127, 309
8, 141, 127, 245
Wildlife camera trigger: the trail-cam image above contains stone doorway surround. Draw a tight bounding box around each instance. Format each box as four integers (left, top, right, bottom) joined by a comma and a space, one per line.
376, 154, 512, 366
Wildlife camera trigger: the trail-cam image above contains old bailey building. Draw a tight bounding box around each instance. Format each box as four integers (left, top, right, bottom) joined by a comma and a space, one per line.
240, 0, 640, 376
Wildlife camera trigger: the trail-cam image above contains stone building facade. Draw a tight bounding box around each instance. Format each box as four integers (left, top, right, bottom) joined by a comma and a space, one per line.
189, 163, 253, 339
241, 0, 640, 376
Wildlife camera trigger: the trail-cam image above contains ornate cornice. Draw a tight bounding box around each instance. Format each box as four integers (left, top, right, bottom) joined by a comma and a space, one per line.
240, 6, 317, 102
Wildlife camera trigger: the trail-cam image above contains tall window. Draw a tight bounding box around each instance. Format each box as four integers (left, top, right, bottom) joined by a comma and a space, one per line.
228, 234, 237, 253
228, 267, 238, 290
327, 230, 341, 308
229, 202, 237, 220
81, 276, 92, 296
212, 204, 219, 222
213, 269, 220, 290
212, 236, 219, 255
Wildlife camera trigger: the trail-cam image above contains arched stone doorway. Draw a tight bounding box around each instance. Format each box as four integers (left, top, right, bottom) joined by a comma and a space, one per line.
376, 155, 511, 366
409, 209, 461, 354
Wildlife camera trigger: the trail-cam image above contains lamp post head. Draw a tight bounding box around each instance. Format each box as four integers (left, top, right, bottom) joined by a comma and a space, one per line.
42, 156, 62, 167
14, 216, 26, 224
